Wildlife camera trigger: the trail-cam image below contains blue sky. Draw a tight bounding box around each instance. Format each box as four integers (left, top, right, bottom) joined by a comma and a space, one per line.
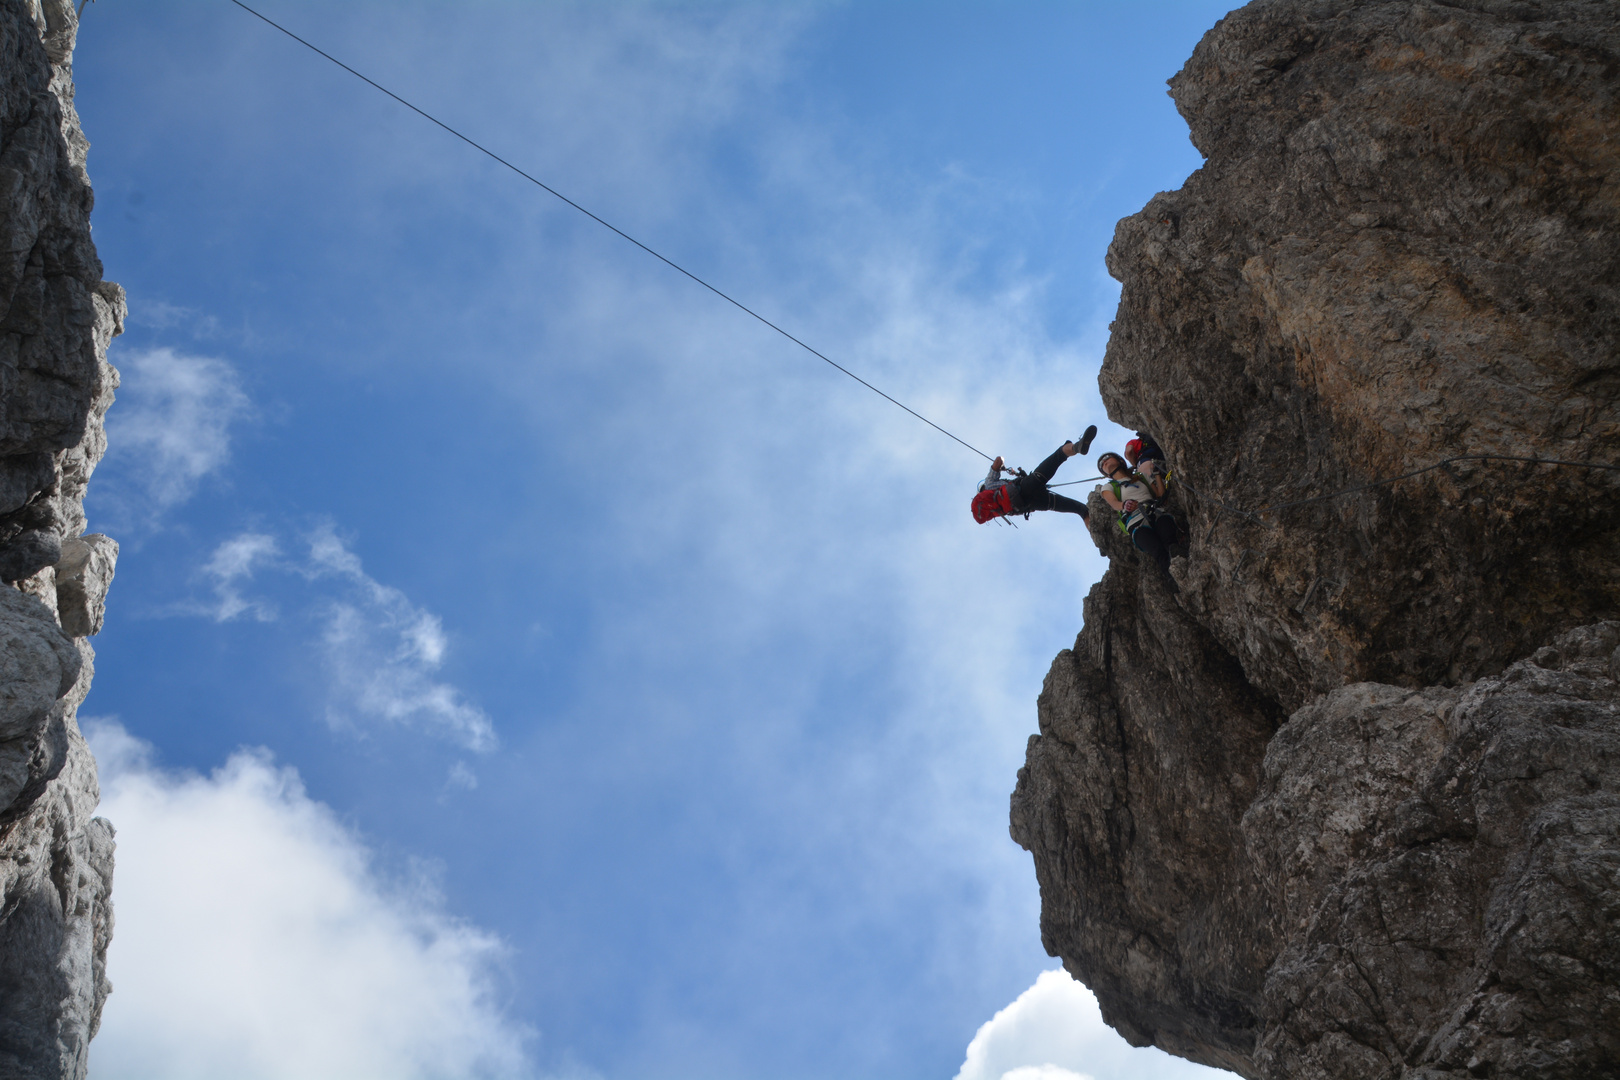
72, 3, 1236, 1078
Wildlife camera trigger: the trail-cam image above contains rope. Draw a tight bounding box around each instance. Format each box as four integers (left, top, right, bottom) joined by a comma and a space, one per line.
1180, 454, 1620, 529
227, 0, 995, 462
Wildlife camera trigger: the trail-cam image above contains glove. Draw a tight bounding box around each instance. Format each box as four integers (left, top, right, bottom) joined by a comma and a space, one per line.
1122, 499, 1139, 513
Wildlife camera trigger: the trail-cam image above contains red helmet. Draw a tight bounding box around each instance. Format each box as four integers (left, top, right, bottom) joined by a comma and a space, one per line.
1124, 438, 1142, 462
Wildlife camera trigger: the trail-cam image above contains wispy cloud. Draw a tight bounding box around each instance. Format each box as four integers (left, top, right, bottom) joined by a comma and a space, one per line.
306, 524, 495, 751
199, 532, 280, 622
183, 525, 494, 751
448, 761, 478, 791
100, 346, 250, 520
125, 298, 223, 339
85, 719, 532, 1080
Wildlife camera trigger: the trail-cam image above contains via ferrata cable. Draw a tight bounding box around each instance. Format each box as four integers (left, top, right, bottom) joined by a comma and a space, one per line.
226, 0, 994, 463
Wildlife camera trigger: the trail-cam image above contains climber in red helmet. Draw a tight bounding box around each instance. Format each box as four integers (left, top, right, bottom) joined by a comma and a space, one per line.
971, 426, 1098, 526
1123, 430, 1168, 484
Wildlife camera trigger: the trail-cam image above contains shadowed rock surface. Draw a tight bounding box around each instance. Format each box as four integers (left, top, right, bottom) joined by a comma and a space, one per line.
0, 1, 120, 1078
1012, 2, 1619, 1078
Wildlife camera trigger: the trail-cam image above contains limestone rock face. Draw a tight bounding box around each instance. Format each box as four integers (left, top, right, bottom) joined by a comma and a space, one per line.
1012, 3, 1620, 1078
0, 1, 120, 1078
1245, 622, 1620, 1079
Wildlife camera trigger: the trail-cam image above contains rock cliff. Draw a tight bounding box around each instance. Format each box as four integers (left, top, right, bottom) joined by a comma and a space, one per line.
1011, 2, 1619, 1078
0, 1, 120, 1077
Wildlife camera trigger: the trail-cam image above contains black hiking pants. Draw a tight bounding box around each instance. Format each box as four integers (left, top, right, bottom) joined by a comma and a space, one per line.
1013, 447, 1088, 519
1130, 510, 1180, 572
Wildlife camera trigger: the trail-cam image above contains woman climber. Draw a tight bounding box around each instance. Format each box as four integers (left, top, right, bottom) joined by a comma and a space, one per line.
1098, 451, 1180, 578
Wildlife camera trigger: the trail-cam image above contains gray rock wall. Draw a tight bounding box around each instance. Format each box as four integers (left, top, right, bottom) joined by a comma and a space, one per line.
1246, 622, 1620, 1078
1013, 2, 1619, 1078
0, 1, 120, 1077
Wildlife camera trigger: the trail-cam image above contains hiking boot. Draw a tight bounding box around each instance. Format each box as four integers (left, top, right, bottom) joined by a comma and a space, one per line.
1078, 425, 1098, 455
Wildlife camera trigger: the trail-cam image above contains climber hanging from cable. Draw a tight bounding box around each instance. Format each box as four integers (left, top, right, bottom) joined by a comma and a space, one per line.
972, 426, 1098, 525
1098, 451, 1181, 582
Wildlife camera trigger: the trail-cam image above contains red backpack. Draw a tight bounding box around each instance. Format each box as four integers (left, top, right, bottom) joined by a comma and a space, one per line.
971, 485, 1015, 524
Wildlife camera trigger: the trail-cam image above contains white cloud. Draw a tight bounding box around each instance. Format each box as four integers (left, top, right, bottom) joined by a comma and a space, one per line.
126, 298, 222, 339
103, 347, 250, 512
84, 719, 533, 1080
199, 531, 280, 622
306, 524, 495, 751
1004, 1068, 1094, 1080
127, 298, 193, 330
178, 526, 495, 751
956, 971, 1231, 1080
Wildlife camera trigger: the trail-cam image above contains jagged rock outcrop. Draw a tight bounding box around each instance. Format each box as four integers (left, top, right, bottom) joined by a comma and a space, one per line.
1244, 621, 1619, 1078
0, 1, 120, 1078
1012, 3, 1618, 1078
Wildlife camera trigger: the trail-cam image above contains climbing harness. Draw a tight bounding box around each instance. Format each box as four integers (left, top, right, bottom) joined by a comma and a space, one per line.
227, 0, 995, 464
1104, 473, 1176, 536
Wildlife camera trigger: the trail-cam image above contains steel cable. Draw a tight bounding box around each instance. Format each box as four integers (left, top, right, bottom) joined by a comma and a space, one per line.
227, 0, 995, 461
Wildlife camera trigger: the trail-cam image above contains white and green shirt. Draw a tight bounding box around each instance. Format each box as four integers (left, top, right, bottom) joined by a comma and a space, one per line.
1108, 474, 1157, 531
